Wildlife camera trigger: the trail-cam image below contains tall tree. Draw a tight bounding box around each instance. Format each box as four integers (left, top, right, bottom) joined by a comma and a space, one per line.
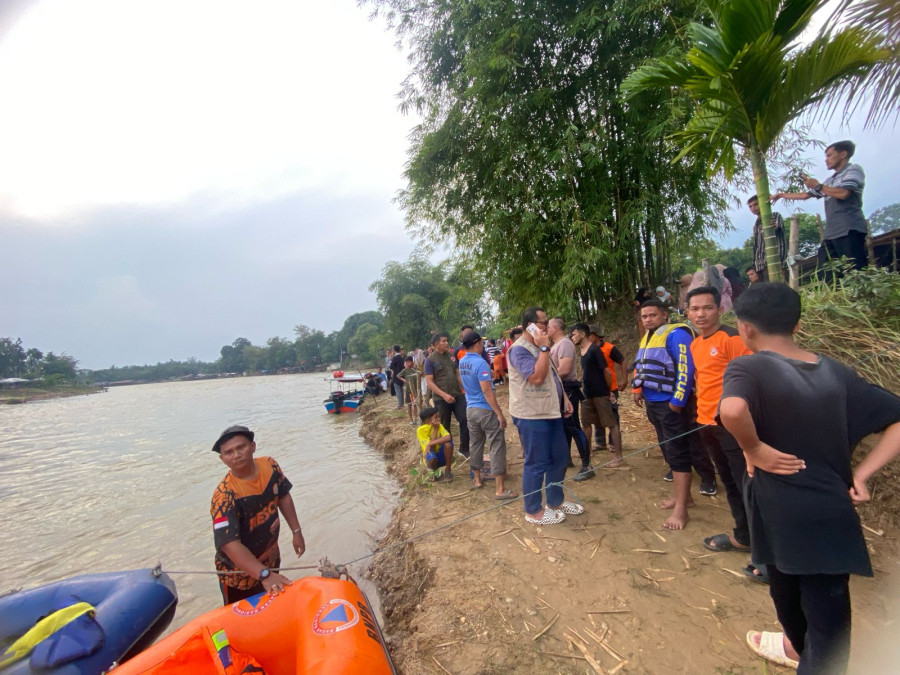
622, 0, 887, 281
363, 0, 727, 314
369, 252, 488, 347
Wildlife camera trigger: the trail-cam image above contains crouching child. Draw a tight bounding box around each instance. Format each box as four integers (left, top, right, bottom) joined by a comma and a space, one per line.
416, 406, 454, 482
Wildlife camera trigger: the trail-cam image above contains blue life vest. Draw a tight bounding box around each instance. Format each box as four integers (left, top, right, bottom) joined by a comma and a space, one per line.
632, 323, 695, 393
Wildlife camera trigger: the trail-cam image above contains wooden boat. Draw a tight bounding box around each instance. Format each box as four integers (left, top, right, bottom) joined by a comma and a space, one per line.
323, 375, 366, 414
0, 568, 177, 675
110, 573, 396, 674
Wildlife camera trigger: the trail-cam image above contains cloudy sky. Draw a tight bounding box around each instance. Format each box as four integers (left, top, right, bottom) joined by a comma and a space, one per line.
1, 0, 896, 369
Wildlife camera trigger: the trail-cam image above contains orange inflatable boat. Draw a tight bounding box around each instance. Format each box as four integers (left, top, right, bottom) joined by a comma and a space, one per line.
111, 574, 395, 674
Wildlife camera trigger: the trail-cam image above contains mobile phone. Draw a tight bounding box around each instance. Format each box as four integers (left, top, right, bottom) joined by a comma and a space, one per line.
526, 323, 540, 337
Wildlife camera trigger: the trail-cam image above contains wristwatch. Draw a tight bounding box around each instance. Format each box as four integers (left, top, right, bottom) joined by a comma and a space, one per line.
258, 568, 271, 582
539, 345, 550, 353
814, 182, 823, 191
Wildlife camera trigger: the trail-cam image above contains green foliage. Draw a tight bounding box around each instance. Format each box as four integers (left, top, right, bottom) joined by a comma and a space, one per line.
348, 323, 385, 362
869, 202, 900, 235
369, 252, 489, 348
0, 337, 26, 377
623, 0, 888, 282
365, 0, 728, 314
798, 266, 900, 390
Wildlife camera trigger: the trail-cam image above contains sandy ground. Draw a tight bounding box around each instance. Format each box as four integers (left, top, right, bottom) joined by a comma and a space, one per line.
359, 387, 900, 674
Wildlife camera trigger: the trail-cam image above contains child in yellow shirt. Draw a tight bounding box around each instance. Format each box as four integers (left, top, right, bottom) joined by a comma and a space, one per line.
416, 406, 454, 482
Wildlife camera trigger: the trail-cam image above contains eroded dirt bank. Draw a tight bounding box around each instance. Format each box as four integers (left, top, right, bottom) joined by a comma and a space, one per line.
359, 387, 900, 674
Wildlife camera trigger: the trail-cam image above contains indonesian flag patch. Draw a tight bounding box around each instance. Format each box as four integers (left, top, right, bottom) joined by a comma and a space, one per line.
213, 516, 229, 530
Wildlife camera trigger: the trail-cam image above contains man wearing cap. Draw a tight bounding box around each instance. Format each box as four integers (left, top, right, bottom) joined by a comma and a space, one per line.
210, 425, 306, 605
458, 331, 516, 500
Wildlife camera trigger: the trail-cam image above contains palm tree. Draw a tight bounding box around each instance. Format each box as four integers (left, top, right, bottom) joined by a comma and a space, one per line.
829, 0, 900, 127
622, 0, 888, 281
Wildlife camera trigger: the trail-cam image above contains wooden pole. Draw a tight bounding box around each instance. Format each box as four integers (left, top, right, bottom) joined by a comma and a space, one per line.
789, 215, 800, 290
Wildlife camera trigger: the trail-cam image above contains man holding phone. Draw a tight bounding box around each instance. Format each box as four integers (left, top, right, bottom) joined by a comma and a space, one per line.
772, 140, 868, 275
508, 307, 583, 525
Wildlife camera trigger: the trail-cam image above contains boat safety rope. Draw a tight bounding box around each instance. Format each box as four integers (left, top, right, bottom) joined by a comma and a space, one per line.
337, 423, 711, 569
159, 343, 899, 579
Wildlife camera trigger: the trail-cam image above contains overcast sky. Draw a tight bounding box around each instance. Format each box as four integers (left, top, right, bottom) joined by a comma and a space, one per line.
1, 1, 896, 369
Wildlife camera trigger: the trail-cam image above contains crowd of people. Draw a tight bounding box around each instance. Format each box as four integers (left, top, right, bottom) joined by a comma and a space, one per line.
204, 142, 897, 674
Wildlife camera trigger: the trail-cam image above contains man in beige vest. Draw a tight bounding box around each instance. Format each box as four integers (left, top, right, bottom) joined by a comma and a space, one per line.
508, 307, 585, 525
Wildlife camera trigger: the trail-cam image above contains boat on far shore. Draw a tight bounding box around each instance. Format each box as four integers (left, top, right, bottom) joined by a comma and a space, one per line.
323, 373, 366, 414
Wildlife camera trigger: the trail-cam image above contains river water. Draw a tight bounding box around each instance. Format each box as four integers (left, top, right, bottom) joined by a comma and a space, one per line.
0, 373, 398, 627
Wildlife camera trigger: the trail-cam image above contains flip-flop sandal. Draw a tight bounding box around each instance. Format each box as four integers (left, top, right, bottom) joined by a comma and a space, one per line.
703, 533, 750, 553
524, 508, 566, 525
745, 631, 799, 669
494, 490, 518, 500
552, 501, 585, 515
742, 563, 770, 585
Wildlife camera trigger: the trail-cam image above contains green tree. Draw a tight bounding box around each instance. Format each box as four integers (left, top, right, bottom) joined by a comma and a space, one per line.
24, 348, 44, 375
623, 0, 887, 282
830, 0, 900, 127
369, 252, 482, 348
41, 352, 78, 381
336, 311, 385, 347
869, 202, 900, 235
219, 337, 252, 373
0, 338, 26, 377
348, 323, 383, 363
364, 0, 728, 314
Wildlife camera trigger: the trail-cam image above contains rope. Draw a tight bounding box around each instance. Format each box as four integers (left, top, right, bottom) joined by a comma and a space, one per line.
162, 564, 319, 577
158, 341, 899, 579
337, 423, 710, 568
334, 340, 900, 570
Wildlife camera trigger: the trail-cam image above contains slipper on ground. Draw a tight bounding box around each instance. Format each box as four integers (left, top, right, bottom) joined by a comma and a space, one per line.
745, 631, 798, 669
742, 563, 770, 585
494, 490, 518, 501
703, 533, 750, 553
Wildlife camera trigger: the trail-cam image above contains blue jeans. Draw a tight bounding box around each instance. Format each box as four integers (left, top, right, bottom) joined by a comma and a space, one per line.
393, 381, 405, 407
513, 416, 568, 515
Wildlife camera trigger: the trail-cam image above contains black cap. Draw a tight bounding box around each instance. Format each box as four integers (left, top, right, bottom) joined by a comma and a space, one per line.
461, 331, 482, 347
212, 425, 254, 453
588, 323, 604, 338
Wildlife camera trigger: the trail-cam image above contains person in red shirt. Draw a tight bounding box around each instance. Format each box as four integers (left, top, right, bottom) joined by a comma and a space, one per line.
687, 286, 762, 579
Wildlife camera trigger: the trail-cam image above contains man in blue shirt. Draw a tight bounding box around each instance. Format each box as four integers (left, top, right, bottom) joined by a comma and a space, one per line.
459, 331, 516, 500
632, 299, 715, 530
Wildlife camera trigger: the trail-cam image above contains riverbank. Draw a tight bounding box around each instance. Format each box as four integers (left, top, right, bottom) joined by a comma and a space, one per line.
359, 387, 900, 673
0, 384, 106, 404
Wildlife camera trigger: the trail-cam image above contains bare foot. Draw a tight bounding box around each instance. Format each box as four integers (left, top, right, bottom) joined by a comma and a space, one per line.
663, 508, 690, 530
748, 631, 800, 662
606, 452, 624, 468
660, 497, 695, 510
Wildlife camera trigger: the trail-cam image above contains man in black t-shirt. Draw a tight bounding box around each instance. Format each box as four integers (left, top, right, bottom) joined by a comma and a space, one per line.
571, 323, 621, 467
720, 283, 900, 673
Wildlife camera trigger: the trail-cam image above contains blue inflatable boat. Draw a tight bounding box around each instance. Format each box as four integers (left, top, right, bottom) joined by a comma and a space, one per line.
0, 568, 177, 674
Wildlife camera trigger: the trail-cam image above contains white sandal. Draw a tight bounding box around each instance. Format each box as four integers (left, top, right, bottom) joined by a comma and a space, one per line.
746, 631, 799, 669
525, 508, 566, 525
553, 501, 585, 515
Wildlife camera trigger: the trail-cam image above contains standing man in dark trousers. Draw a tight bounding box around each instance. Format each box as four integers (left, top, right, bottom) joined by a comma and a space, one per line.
632, 300, 716, 530
548, 317, 594, 481
389, 345, 407, 409
772, 140, 868, 275
686, 286, 767, 580
425, 333, 470, 458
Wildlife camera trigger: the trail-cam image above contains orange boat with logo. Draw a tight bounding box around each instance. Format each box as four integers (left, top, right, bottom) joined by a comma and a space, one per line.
111, 568, 395, 674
